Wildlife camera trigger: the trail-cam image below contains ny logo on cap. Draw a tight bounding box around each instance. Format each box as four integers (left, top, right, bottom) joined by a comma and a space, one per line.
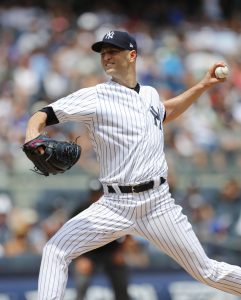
105, 31, 115, 39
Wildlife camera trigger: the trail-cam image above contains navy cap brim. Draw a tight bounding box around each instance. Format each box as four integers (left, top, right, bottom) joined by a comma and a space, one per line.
91, 41, 124, 53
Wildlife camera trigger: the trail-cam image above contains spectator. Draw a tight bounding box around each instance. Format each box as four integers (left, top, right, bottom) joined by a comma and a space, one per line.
0, 193, 12, 257
3, 207, 38, 257
211, 179, 241, 238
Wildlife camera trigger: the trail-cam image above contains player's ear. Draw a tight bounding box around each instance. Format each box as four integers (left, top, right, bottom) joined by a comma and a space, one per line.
129, 50, 137, 62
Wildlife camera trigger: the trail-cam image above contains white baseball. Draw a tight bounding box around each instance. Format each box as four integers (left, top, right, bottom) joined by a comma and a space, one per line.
214, 66, 229, 79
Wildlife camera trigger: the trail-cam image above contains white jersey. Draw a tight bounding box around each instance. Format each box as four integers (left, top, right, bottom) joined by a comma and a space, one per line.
50, 80, 168, 184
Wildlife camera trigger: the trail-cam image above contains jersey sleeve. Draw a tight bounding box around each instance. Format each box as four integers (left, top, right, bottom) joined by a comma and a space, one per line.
49, 87, 97, 123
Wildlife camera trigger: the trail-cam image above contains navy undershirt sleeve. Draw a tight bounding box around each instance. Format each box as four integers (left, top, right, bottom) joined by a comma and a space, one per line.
39, 106, 59, 126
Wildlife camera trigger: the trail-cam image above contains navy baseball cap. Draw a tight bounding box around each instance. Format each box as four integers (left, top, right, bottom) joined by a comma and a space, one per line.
91, 30, 137, 53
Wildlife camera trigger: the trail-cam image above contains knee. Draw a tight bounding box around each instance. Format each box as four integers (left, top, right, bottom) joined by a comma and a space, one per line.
42, 240, 57, 258
192, 258, 219, 284
42, 239, 69, 263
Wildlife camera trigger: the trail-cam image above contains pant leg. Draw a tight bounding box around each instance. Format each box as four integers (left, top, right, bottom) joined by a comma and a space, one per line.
134, 184, 241, 296
38, 196, 132, 300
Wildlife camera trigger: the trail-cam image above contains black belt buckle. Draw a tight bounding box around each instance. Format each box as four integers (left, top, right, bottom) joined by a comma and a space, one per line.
131, 181, 151, 193
131, 184, 139, 193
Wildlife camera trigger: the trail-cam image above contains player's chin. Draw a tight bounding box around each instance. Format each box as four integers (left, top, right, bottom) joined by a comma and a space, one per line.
105, 69, 113, 76
104, 67, 115, 75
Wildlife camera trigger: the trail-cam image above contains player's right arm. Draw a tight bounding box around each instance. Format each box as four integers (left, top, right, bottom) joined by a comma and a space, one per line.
25, 111, 47, 143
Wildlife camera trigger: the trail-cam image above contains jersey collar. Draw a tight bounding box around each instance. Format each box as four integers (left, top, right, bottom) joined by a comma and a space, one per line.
132, 83, 140, 93
110, 80, 140, 94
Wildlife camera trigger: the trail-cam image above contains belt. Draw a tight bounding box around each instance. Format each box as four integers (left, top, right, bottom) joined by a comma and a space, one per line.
107, 177, 166, 194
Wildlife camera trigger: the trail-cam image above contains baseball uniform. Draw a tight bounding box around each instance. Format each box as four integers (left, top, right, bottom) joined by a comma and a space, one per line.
37, 80, 241, 299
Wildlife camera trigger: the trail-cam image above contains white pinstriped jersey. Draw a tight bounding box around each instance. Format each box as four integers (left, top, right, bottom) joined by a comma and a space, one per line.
40, 80, 241, 300
50, 80, 167, 184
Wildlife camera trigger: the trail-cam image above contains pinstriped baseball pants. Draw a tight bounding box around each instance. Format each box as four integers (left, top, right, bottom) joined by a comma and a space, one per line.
38, 182, 241, 299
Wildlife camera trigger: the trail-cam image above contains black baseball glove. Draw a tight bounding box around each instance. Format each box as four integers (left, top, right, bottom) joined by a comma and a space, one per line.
22, 135, 81, 176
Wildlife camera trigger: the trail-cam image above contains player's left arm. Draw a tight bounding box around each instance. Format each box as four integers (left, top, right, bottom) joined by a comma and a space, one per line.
163, 61, 227, 124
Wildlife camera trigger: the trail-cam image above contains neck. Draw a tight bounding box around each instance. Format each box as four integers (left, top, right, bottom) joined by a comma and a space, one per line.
107, 57, 138, 88
112, 77, 137, 89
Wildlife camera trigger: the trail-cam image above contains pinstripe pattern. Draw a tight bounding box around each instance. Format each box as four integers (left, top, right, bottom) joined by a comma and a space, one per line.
38, 80, 241, 299
50, 80, 167, 184
133, 185, 241, 294
38, 184, 241, 299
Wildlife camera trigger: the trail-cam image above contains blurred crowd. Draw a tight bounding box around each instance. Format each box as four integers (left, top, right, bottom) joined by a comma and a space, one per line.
0, 0, 241, 273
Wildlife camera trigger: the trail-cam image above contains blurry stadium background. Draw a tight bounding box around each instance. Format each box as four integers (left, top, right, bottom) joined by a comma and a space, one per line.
0, 0, 241, 299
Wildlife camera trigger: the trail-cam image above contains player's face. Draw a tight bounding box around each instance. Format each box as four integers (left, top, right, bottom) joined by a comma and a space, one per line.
100, 45, 134, 78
